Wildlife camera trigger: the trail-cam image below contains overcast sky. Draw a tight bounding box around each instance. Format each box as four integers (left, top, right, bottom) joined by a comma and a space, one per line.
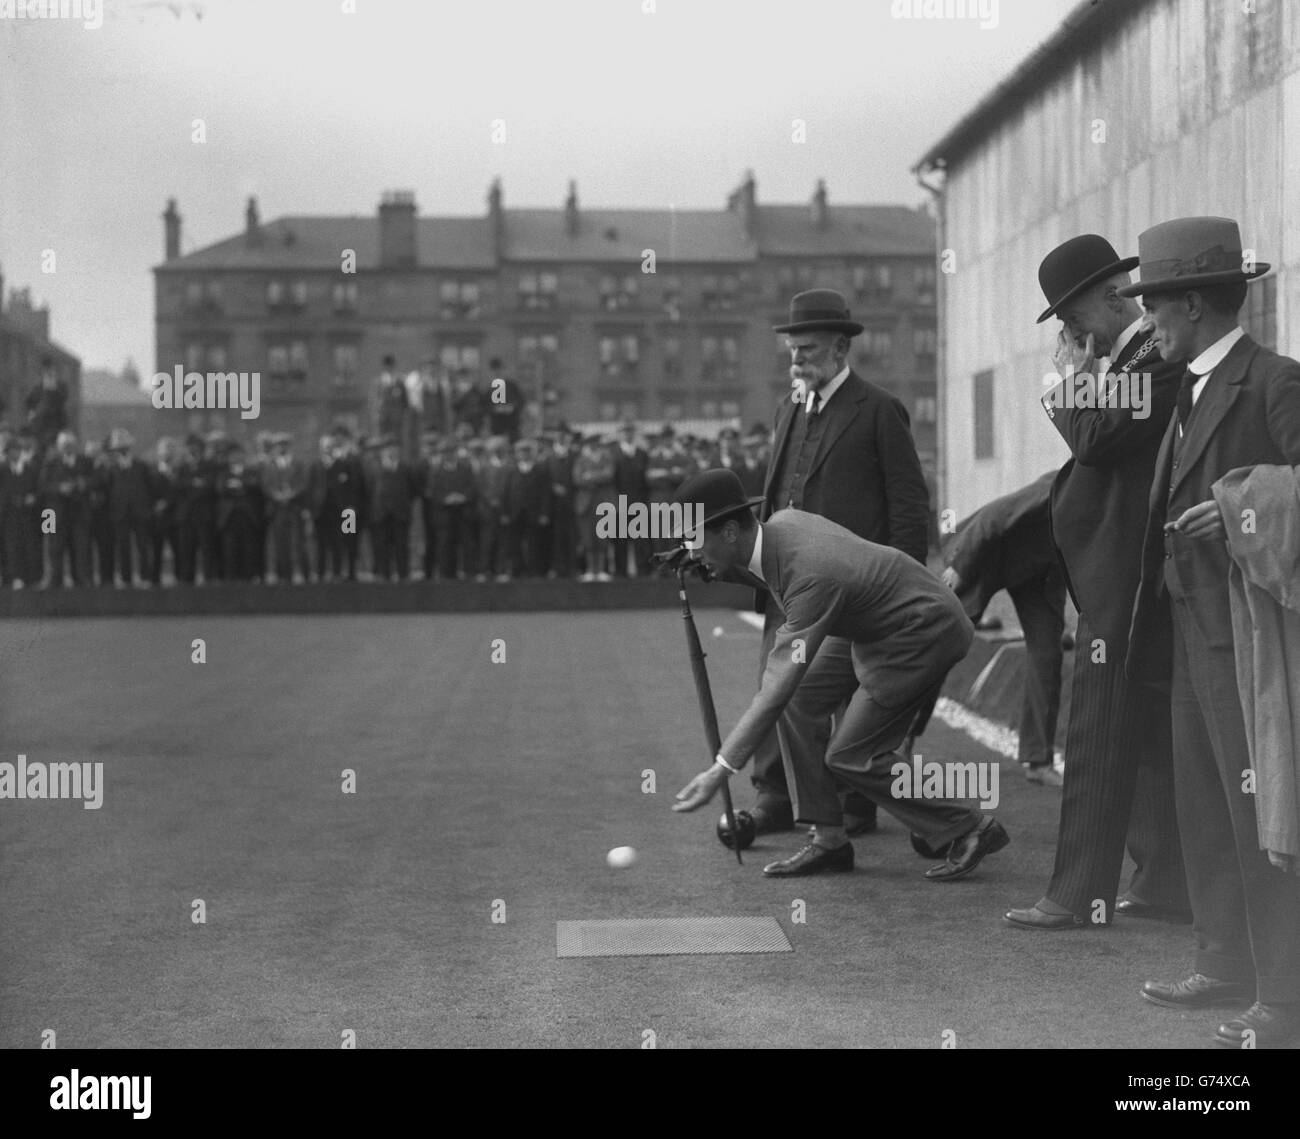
0, 0, 1076, 375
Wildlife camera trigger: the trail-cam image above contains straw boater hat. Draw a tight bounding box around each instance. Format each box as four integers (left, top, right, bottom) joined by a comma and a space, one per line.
1115, 216, 1271, 298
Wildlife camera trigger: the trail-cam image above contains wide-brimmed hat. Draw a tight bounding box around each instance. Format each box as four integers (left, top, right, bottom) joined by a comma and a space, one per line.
1036, 234, 1138, 323
670, 468, 764, 539
1116, 216, 1270, 298
773, 288, 864, 336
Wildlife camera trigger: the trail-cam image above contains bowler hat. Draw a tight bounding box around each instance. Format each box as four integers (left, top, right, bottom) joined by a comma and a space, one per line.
671, 468, 764, 536
1036, 235, 1138, 323
1115, 216, 1270, 298
774, 288, 864, 337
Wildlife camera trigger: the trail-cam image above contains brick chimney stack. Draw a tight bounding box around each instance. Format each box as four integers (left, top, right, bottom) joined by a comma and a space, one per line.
245, 195, 261, 246
811, 179, 828, 230
727, 170, 757, 240
564, 180, 579, 237
487, 177, 504, 258
163, 199, 182, 260
378, 190, 418, 268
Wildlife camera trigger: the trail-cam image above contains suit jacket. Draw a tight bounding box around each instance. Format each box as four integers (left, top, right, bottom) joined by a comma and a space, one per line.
1043, 329, 1181, 645
1129, 333, 1300, 679
946, 469, 1059, 621
262, 457, 308, 509
505, 463, 552, 523
612, 444, 650, 500
762, 370, 930, 563
369, 461, 417, 523
719, 511, 973, 767
39, 454, 93, 515
108, 458, 155, 524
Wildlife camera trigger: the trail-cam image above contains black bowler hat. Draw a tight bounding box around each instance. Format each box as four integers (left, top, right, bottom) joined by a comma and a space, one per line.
1035, 235, 1138, 323
1115, 216, 1271, 298
670, 468, 764, 539
773, 288, 864, 336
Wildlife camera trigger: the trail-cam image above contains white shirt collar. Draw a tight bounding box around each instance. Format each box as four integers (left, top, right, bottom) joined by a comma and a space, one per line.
747, 523, 765, 583
1189, 326, 1246, 378
1108, 316, 1145, 367
808, 365, 850, 413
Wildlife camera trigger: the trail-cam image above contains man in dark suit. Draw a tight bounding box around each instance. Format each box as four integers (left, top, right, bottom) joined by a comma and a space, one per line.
671, 469, 1008, 881
369, 436, 416, 581
747, 288, 932, 838
941, 470, 1066, 777
106, 429, 156, 587
1003, 235, 1196, 930
39, 430, 93, 587
1123, 217, 1300, 1047
1006, 235, 1189, 932
174, 433, 219, 585
610, 421, 650, 577
427, 438, 478, 579
504, 437, 551, 578
0, 431, 42, 588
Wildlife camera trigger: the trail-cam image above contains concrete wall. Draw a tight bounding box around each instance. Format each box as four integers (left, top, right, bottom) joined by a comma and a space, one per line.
938, 0, 1300, 521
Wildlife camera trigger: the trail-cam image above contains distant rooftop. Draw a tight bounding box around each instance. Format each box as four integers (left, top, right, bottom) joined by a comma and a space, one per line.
157, 181, 935, 271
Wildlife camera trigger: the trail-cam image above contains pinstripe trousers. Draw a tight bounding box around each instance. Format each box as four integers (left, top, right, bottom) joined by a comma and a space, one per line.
1044, 613, 1188, 917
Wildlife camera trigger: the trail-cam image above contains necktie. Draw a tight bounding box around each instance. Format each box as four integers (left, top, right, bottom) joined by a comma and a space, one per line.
1176, 368, 1198, 430
806, 390, 819, 416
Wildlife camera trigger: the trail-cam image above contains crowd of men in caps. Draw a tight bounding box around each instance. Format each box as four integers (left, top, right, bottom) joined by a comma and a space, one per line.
0, 355, 772, 589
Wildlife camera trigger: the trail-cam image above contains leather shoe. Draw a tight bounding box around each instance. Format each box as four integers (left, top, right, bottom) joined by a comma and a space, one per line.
1214, 1002, 1300, 1049
1004, 904, 1086, 930
924, 816, 1009, 881
1115, 896, 1192, 924
763, 841, 854, 877
1141, 974, 1254, 1010
749, 802, 794, 835
1024, 764, 1063, 787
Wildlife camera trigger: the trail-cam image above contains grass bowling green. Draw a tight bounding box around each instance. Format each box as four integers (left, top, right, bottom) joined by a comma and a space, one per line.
1, 611, 1203, 1048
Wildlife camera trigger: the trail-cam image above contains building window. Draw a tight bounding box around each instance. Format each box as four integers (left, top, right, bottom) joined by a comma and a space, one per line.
206, 280, 222, 305
439, 279, 481, 320
289, 340, 309, 377
518, 333, 559, 377
185, 343, 204, 372
662, 402, 683, 420
700, 400, 718, 418
185, 281, 204, 308
599, 402, 618, 421
519, 271, 558, 311
207, 345, 227, 371
266, 279, 283, 307
1244, 275, 1277, 350
290, 280, 308, 307
973, 369, 994, 460
599, 335, 638, 377
662, 276, 682, 322
619, 401, 639, 420
599, 275, 638, 311
915, 264, 936, 305
701, 335, 739, 382
333, 281, 359, 313
332, 343, 359, 386
663, 335, 681, 377
913, 327, 937, 360
860, 329, 893, 363
267, 345, 289, 375
721, 400, 740, 418
914, 395, 937, 423
439, 343, 481, 375
854, 262, 892, 297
